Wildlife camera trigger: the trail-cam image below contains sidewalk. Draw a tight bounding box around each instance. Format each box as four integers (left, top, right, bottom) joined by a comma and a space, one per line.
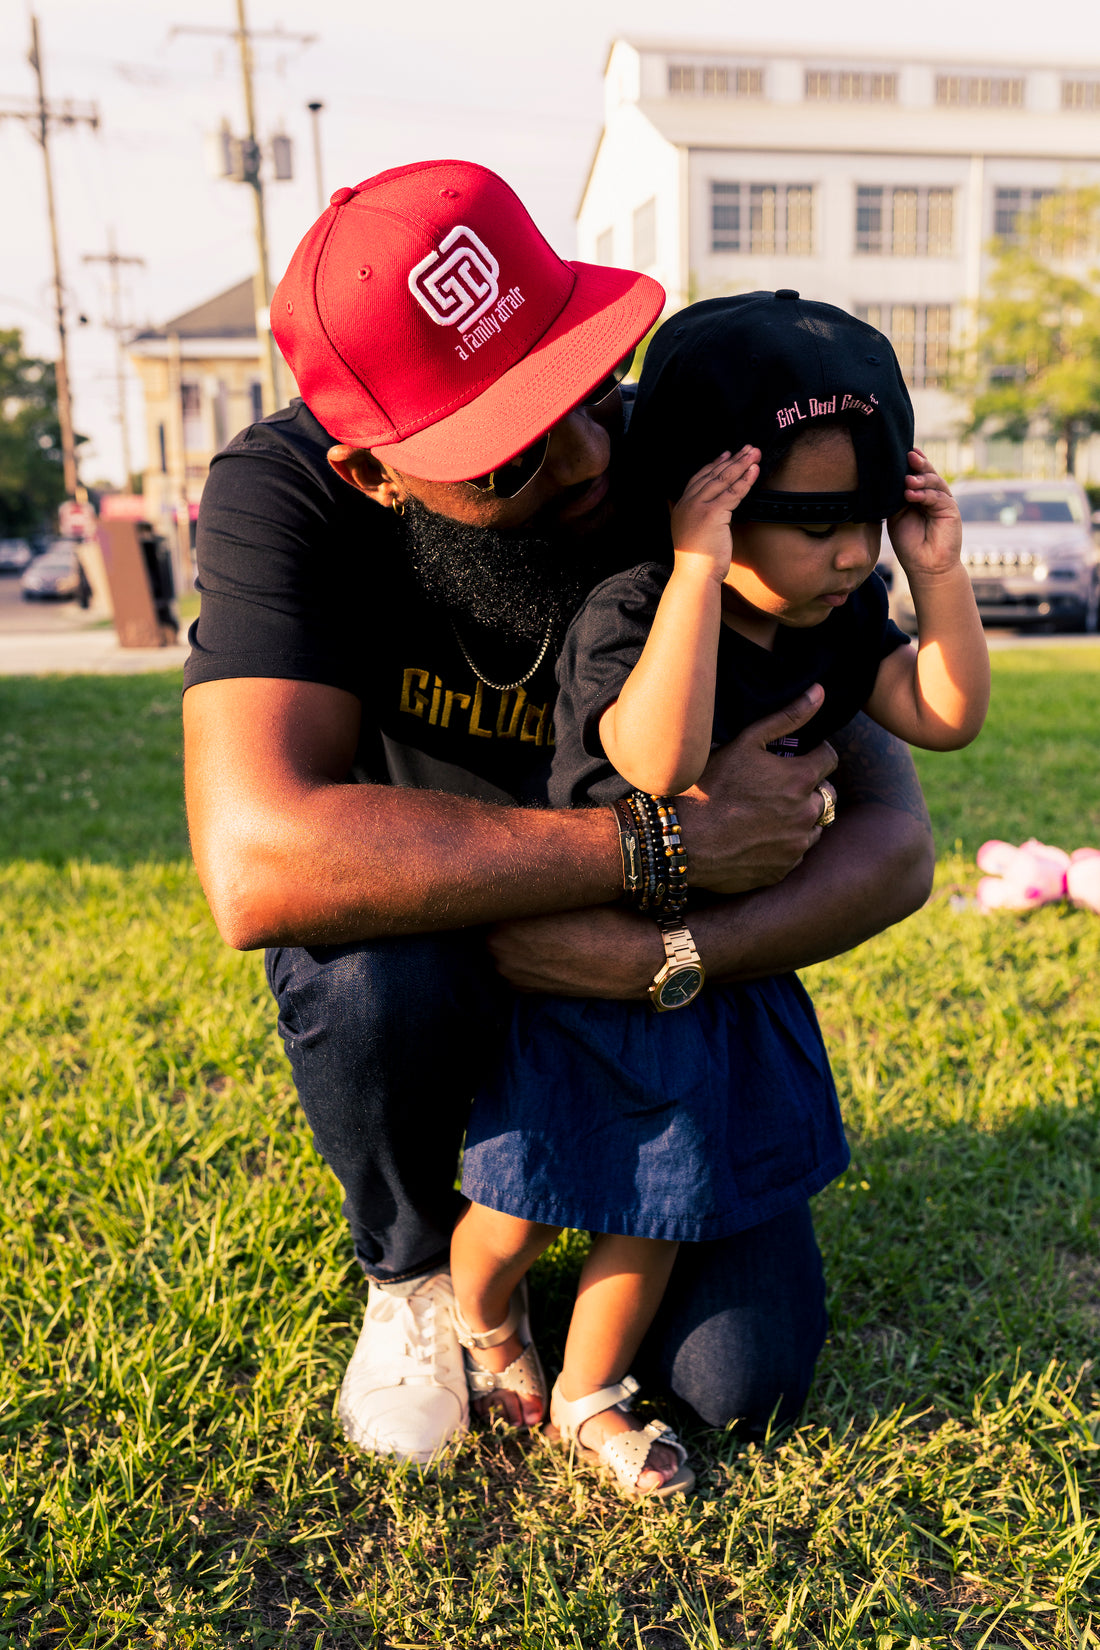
0, 625, 189, 676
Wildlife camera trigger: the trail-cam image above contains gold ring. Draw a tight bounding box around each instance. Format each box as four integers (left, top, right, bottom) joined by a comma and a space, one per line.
814, 781, 837, 829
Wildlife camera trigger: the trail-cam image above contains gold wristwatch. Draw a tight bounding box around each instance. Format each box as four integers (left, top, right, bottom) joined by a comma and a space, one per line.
648, 920, 705, 1012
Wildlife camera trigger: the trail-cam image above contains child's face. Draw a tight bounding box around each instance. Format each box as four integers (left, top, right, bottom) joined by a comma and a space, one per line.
725, 428, 882, 629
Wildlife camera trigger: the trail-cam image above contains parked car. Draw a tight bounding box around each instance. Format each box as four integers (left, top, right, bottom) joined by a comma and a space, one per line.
0, 538, 33, 574
20, 540, 90, 604
884, 479, 1100, 634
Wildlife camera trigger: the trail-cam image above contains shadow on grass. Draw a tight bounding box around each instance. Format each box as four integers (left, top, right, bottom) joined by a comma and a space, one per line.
811, 1101, 1100, 1424
0, 672, 187, 865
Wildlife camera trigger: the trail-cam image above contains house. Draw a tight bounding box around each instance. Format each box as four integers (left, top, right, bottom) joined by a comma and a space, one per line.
127, 280, 263, 524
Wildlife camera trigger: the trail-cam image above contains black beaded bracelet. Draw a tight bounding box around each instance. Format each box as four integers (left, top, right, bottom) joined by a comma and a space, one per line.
632, 791, 667, 912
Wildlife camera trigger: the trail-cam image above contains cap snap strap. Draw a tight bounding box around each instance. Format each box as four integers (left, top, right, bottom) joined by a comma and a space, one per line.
738, 488, 860, 524
454, 1291, 521, 1351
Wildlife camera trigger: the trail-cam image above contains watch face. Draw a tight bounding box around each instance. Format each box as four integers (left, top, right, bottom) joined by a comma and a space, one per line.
657, 966, 703, 1009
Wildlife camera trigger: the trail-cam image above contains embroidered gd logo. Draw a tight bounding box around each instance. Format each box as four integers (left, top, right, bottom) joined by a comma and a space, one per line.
408, 226, 500, 330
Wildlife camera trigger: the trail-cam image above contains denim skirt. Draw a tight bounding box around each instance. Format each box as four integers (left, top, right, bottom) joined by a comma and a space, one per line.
460, 972, 849, 1242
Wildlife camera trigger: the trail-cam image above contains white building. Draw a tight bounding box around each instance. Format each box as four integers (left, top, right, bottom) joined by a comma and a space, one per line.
578, 40, 1100, 476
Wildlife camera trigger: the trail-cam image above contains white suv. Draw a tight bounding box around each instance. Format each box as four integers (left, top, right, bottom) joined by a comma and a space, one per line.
883, 479, 1099, 634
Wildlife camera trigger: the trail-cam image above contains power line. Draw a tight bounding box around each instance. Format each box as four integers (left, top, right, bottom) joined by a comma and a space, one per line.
170, 6, 316, 417
0, 15, 100, 499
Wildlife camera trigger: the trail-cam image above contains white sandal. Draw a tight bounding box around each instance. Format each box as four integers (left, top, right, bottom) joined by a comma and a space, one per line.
547, 1374, 695, 1500
453, 1278, 548, 1427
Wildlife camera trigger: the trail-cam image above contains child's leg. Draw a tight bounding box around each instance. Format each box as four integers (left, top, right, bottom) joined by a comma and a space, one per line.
450, 1201, 560, 1425
558, 1234, 680, 1493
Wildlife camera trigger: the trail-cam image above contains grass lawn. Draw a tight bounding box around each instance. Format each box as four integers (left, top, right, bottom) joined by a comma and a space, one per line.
1, 651, 1098, 1648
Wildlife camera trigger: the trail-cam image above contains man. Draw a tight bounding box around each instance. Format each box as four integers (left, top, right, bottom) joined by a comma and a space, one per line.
183, 160, 933, 1464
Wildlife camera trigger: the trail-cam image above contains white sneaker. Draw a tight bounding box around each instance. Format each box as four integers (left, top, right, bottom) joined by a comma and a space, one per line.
337, 1269, 468, 1464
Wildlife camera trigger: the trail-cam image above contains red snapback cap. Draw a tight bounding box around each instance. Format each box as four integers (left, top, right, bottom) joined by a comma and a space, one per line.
271, 159, 665, 482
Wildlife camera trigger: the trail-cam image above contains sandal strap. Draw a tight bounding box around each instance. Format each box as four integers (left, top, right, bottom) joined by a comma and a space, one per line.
453, 1290, 522, 1351
550, 1373, 639, 1439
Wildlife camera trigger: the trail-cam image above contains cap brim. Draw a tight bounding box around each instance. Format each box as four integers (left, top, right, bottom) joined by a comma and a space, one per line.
366, 263, 665, 483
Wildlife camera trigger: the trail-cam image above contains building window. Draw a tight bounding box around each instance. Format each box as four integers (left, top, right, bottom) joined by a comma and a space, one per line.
993, 187, 1095, 256
211, 381, 229, 451
595, 228, 614, 265
935, 74, 1024, 107
993, 187, 1052, 242
180, 381, 203, 451
805, 69, 897, 102
1063, 79, 1100, 109
855, 186, 954, 255
633, 198, 657, 269
669, 63, 763, 97
710, 182, 814, 254
250, 381, 264, 422
157, 422, 167, 473
857, 304, 952, 388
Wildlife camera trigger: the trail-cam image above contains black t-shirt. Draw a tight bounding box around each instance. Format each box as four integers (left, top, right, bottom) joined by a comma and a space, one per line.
549, 561, 910, 807
185, 400, 560, 805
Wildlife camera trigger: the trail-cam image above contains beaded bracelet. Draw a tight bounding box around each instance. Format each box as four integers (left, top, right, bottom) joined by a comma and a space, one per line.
632, 791, 666, 911
609, 790, 690, 919
653, 795, 689, 921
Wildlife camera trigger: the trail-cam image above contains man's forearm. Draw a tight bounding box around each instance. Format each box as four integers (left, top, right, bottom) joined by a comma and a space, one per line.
198, 780, 624, 951
184, 677, 625, 950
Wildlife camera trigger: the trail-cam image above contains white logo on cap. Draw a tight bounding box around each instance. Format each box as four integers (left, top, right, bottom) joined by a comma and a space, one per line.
408, 226, 500, 330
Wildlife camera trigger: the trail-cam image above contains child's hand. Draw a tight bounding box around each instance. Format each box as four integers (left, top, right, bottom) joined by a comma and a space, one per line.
669, 447, 761, 580
887, 450, 963, 581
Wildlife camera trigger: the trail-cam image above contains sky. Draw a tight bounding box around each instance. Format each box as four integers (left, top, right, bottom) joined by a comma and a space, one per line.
3, 0, 1099, 487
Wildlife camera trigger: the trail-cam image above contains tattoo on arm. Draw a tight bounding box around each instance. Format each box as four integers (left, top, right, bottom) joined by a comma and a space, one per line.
831, 713, 932, 827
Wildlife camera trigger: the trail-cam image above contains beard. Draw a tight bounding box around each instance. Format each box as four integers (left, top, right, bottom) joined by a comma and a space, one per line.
397, 493, 621, 646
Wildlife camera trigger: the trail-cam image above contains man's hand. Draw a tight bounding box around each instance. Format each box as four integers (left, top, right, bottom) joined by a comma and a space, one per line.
489, 715, 932, 1000
678, 687, 837, 894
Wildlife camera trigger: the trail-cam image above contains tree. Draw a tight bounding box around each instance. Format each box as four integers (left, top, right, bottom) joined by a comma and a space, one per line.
0, 329, 77, 537
962, 189, 1100, 476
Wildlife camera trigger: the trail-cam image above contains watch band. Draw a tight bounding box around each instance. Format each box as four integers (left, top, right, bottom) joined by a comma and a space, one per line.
658, 920, 702, 971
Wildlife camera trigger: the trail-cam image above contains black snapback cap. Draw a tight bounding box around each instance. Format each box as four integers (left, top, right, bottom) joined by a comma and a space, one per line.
629, 290, 915, 522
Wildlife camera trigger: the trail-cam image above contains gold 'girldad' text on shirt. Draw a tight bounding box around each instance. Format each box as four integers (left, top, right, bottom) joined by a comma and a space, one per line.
398, 668, 555, 747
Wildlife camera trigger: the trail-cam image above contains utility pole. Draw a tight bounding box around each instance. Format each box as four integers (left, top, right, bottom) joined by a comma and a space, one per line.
171, 9, 315, 416
83, 231, 145, 491
0, 16, 99, 498
307, 100, 325, 214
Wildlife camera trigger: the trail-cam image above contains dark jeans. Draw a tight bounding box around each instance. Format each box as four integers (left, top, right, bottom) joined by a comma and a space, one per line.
265, 933, 828, 1432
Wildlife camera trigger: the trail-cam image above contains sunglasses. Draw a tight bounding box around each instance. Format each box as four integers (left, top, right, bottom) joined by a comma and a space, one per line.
465, 352, 635, 499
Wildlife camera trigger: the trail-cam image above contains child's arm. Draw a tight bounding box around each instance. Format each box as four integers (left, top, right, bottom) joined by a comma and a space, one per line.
598, 446, 760, 795
864, 450, 990, 751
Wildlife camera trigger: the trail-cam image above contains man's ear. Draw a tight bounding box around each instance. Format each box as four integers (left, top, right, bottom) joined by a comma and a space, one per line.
327, 445, 400, 509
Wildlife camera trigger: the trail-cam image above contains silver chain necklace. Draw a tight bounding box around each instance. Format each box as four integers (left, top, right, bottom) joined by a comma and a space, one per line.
450, 616, 554, 692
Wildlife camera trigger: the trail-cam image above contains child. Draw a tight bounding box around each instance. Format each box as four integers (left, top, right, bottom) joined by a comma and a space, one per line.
450, 292, 989, 1500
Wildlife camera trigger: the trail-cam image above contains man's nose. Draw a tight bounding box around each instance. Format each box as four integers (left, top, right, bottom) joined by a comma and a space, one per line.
540, 404, 611, 488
